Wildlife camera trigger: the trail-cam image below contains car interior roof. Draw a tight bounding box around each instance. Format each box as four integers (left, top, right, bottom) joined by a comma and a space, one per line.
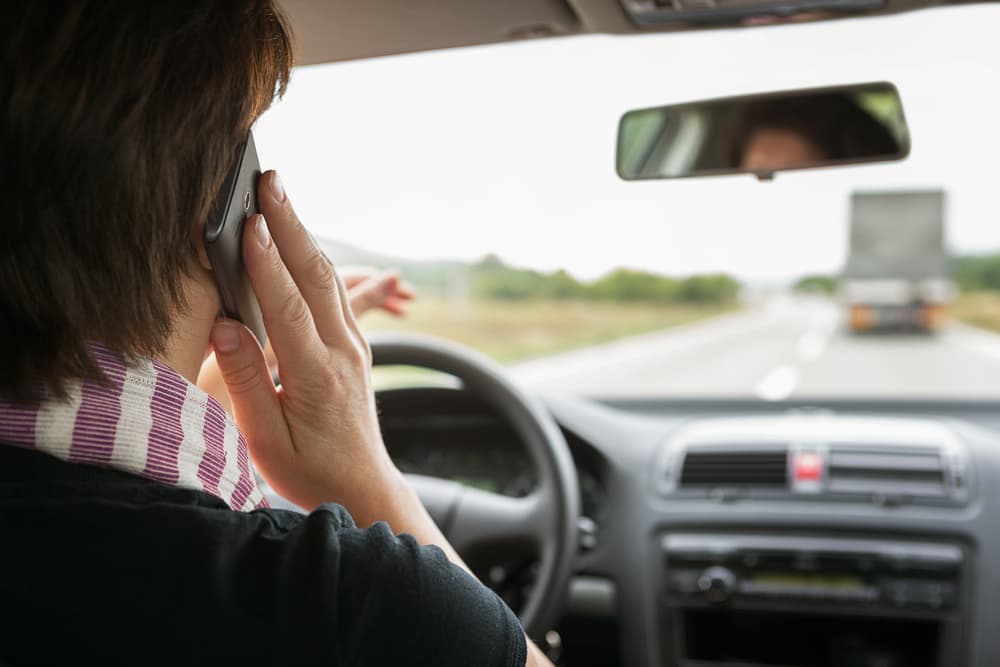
278, 0, 993, 67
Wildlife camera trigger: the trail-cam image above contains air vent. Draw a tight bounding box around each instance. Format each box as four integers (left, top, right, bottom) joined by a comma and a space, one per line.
827, 446, 947, 498
680, 450, 788, 488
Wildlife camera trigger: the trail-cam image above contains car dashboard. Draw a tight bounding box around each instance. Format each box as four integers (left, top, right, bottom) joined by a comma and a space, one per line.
377, 388, 1000, 667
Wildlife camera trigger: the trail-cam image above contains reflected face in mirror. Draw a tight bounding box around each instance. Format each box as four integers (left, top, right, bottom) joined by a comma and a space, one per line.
740, 127, 828, 171
729, 93, 901, 175
616, 82, 910, 181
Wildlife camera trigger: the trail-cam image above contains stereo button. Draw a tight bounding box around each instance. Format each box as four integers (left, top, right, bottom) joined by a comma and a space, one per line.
697, 566, 736, 603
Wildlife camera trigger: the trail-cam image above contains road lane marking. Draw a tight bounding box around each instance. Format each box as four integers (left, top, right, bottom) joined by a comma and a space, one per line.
796, 329, 830, 362
754, 364, 800, 401
796, 302, 837, 363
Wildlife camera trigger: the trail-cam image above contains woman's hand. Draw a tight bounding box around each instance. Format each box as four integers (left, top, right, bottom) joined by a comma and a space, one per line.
255, 269, 413, 374
343, 270, 414, 318
206, 172, 554, 667
197, 263, 413, 414
207, 171, 395, 513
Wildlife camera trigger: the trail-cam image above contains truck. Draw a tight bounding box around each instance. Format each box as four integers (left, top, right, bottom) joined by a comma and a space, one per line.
842, 190, 952, 333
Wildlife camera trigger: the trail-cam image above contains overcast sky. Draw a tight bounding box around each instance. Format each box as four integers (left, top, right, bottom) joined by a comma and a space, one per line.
254, 4, 1000, 282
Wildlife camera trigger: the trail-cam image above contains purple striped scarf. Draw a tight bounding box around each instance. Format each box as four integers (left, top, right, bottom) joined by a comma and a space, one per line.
0, 345, 267, 511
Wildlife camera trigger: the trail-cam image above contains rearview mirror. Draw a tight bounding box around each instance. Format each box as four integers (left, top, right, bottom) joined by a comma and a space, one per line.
616, 82, 910, 181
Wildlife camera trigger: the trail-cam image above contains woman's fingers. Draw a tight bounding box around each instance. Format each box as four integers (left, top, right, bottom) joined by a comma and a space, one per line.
223, 170, 402, 513
348, 274, 416, 317
209, 320, 292, 471
256, 170, 345, 342
381, 297, 411, 316
349, 275, 397, 316
394, 279, 416, 301
241, 214, 328, 385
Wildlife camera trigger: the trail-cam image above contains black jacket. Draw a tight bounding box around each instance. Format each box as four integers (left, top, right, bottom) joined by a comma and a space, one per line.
0, 446, 526, 666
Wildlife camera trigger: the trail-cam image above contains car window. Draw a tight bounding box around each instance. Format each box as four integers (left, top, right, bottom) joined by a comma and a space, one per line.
256, 4, 1000, 400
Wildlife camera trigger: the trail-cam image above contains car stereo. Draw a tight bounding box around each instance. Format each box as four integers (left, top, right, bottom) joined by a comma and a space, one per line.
664, 533, 962, 610
661, 533, 965, 667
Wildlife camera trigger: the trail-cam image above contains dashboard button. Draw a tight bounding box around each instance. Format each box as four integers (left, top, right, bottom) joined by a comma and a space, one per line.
578, 516, 599, 551
697, 566, 736, 603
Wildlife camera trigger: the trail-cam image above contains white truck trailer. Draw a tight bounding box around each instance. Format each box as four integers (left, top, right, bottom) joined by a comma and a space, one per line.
842, 190, 952, 332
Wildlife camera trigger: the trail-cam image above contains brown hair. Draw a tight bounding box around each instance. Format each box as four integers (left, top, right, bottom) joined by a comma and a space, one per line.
0, 2, 293, 401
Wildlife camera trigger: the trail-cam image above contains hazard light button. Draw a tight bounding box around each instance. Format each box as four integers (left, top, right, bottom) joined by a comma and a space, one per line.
791, 450, 825, 491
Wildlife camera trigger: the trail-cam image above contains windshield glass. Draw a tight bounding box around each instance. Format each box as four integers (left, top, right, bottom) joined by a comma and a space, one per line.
255, 5, 1000, 400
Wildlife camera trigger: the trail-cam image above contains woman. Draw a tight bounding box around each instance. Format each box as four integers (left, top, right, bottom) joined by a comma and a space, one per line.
0, 2, 549, 665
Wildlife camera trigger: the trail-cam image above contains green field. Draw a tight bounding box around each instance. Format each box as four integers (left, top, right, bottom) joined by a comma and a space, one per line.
360, 297, 736, 363
954, 292, 1000, 333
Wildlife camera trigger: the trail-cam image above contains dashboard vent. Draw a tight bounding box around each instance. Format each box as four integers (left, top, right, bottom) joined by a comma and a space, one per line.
827, 446, 946, 498
679, 450, 788, 488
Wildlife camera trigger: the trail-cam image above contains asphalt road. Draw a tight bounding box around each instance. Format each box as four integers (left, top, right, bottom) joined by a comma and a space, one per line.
509, 296, 1000, 400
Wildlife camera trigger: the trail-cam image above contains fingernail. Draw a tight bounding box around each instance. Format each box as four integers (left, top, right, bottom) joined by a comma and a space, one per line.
211, 321, 242, 353
254, 215, 271, 250
269, 171, 285, 203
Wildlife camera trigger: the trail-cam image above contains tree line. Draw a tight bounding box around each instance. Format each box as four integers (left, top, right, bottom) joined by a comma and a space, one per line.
468, 255, 740, 304
954, 254, 1000, 292
792, 254, 1000, 295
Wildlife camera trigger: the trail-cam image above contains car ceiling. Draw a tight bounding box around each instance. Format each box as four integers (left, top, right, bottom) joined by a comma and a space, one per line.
278, 0, 992, 67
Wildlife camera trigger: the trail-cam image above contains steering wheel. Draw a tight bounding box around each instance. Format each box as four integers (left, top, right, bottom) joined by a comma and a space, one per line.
369, 332, 581, 639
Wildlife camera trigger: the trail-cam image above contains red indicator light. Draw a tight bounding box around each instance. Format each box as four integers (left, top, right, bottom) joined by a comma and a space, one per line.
793, 452, 824, 482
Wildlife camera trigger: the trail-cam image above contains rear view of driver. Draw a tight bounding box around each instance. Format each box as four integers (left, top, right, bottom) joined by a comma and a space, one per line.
0, 2, 547, 665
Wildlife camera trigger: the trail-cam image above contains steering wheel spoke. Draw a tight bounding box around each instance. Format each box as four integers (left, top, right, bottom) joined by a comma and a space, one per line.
404, 473, 463, 528
449, 487, 551, 553
406, 473, 551, 552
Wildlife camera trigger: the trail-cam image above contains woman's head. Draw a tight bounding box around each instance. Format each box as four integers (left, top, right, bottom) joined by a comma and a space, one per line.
729, 92, 901, 172
1, 1, 293, 401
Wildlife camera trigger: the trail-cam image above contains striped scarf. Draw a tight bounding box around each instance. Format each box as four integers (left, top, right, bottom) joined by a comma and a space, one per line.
0, 345, 267, 512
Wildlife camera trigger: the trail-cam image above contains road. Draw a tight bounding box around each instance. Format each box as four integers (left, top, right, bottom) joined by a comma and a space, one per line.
509, 296, 1000, 399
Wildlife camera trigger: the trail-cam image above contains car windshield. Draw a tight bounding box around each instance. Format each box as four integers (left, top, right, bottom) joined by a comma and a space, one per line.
255, 4, 1000, 400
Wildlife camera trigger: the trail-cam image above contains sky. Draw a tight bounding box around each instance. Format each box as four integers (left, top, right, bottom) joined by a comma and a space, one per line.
254, 4, 1000, 283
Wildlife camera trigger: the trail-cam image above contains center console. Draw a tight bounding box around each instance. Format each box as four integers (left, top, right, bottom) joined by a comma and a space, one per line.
659, 533, 967, 667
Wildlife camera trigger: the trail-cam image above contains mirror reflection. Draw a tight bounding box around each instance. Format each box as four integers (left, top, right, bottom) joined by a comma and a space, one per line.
617, 82, 910, 180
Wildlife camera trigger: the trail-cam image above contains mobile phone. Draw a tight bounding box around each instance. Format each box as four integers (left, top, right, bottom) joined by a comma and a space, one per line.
203, 132, 267, 346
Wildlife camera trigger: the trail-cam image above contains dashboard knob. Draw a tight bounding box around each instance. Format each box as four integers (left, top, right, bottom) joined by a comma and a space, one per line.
697, 566, 736, 603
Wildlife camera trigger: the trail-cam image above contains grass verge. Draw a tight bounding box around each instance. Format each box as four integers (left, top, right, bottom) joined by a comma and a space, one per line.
953, 292, 1000, 333
361, 297, 737, 363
